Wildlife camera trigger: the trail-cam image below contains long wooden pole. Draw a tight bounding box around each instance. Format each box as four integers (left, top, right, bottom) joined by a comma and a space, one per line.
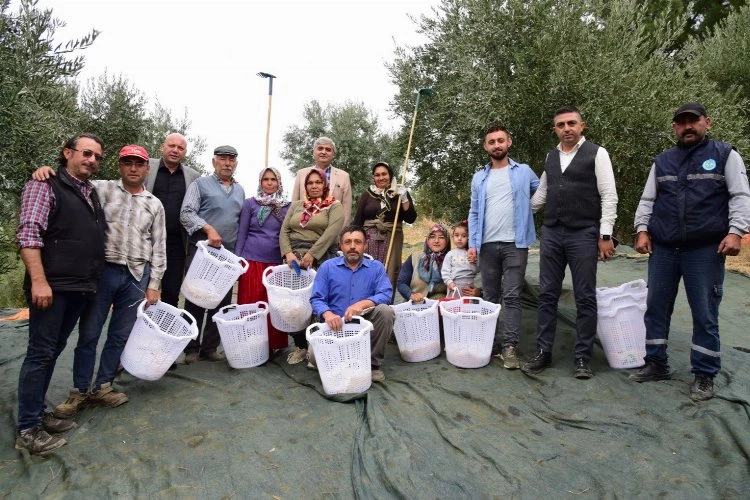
384, 91, 425, 270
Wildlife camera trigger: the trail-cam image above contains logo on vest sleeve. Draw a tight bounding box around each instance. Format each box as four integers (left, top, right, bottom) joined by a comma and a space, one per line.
702, 159, 717, 171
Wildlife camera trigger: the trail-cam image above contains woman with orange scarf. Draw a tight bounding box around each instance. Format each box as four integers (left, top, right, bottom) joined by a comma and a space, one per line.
279, 168, 344, 364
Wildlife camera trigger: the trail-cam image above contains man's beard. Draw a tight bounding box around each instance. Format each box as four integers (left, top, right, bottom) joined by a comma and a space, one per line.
490, 150, 508, 161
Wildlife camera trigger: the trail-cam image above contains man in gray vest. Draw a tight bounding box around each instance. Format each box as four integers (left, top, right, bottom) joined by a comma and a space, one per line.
179, 145, 245, 363
145, 133, 200, 307
522, 106, 618, 379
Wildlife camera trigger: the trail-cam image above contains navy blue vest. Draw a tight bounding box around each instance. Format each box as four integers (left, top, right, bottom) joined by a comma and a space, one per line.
543, 141, 601, 229
649, 138, 733, 247
26, 168, 107, 292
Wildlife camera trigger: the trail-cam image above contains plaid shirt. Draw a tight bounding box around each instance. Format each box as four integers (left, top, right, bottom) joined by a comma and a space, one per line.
17, 177, 95, 249
93, 180, 167, 290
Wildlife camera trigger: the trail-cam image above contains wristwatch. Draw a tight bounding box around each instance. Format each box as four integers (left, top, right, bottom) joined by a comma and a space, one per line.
600, 234, 611, 241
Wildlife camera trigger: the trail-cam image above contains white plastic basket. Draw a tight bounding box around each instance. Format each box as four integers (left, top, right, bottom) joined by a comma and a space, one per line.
181, 241, 249, 309
212, 302, 270, 369
262, 264, 316, 332
597, 288, 648, 310
392, 299, 441, 362
597, 302, 647, 369
439, 298, 501, 369
121, 301, 198, 381
306, 317, 372, 395
596, 279, 647, 303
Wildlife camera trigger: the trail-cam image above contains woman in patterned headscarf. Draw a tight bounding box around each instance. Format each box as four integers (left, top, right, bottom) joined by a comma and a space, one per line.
353, 161, 417, 290
236, 167, 291, 350
396, 223, 454, 302
279, 168, 344, 364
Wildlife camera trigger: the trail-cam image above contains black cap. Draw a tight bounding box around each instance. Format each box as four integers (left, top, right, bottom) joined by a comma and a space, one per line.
673, 102, 707, 121
213, 145, 238, 156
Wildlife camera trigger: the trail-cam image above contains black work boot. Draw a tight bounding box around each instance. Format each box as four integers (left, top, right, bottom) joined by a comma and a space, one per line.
628, 361, 672, 382
521, 350, 552, 375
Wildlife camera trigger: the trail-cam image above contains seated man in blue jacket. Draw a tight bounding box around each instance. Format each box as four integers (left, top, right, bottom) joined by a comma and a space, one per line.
310, 225, 395, 382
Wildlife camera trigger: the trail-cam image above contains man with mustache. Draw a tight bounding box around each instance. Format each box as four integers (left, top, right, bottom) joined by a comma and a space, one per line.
179, 145, 245, 363
630, 102, 750, 401
467, 124, 539, 370
522, 106, 619, 379
292, 137, 353, 226
309, 225, 394, 382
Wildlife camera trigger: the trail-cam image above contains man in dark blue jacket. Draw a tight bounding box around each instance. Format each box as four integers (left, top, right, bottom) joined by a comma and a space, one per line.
631, 102, 750, 401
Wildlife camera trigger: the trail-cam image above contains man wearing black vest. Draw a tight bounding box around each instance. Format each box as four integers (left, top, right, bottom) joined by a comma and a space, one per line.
179, 145, 245, 364
15, 133, 107, 454
630, 102, 750, 401
145, 133, 200, 307
521, 106, 618, 379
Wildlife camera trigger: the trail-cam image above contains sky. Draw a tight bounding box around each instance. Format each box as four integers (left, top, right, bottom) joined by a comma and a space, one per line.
37, 0, 437, 191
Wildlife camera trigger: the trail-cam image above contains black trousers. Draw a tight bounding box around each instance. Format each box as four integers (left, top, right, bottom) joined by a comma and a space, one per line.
161, 234, 186, 307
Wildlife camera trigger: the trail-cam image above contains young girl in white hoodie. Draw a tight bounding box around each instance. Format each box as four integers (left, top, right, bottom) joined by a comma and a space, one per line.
441, 220, 479, 296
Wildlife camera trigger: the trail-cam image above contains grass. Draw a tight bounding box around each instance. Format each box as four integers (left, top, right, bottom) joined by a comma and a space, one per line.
726, 235, 750, 275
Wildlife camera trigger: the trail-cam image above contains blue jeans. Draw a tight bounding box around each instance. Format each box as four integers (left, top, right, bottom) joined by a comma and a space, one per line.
479, 242, 529, 348
17, 290, 92, 431
74, 263, 150, 391
644, 243, 724, 376
536, 224, 599, 361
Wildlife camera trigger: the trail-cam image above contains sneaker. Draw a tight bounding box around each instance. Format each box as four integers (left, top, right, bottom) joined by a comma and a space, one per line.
53, 389, 88, 418
690, 374, 714, 401
89, 383, 128, 408
200, 351, 226, 362
184, 352, 199, 364
15, 427, 66, 455
306, 346, 317, 370
574, 358, 593, 379
628, 361, 672, 382
287, 347, 307, 365
500, 346, 521, 370
42, 412, 77, 433
521, 350, 552, 375
371, 369, 386, 383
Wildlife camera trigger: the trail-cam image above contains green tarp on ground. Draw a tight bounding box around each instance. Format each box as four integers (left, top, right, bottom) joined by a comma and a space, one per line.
1, 252, 748, 498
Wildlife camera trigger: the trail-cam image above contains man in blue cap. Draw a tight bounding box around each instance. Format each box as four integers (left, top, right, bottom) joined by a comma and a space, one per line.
631, 102, 750, 401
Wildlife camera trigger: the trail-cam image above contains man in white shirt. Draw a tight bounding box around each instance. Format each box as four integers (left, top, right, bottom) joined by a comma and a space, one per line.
521, 106, 618, 379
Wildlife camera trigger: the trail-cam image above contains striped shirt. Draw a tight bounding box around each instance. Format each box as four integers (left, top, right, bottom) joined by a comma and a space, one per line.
17, 177, 95, 249
93, 180, 167, 290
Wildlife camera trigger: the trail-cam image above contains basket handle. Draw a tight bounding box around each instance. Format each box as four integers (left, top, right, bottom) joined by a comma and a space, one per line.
180, 310, 196, 326
238, 257, 250, 272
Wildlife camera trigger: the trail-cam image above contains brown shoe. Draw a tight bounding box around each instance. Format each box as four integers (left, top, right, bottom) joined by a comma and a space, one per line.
184, 352, 199, 364
42, 411, 78, 433
15, 427, 66, 455
53, 388, 88, 418
371, 369, 386, 383
89, 383, 128, 408
200, 351, 226, 362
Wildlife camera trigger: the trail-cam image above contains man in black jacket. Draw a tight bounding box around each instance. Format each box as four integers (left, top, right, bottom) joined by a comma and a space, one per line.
15, 133, 107, 455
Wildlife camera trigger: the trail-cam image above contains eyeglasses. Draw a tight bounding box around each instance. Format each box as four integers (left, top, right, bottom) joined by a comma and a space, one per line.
69, 148, 104, 162
119, 159, 148, 168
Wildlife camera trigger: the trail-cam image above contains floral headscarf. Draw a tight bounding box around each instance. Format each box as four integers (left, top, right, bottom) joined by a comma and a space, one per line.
417, 223, 451, 292
367, 162, 398, 219
254, 167, 290, 226
300, 168, 336, 228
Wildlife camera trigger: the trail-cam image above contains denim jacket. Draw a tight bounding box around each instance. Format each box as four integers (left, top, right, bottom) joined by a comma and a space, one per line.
468, 160, 539, 251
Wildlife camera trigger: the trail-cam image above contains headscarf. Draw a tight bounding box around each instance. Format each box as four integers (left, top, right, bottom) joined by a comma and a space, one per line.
300, 168, 336, 228
417, 223, 451, 292
367, 162, 398, 219
254, 167, 290, 226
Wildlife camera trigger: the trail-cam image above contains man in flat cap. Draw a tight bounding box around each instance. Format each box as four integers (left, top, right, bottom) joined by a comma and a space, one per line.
179, 145, 245, 363
631, 102, 750, 401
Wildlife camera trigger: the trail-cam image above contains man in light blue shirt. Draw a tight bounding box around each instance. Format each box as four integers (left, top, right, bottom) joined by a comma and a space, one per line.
310, 225, 395, 382
468, 124, 539, 369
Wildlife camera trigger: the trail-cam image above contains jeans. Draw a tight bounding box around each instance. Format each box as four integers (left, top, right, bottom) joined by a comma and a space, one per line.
644, 242, 725, 375
536, 224, 599, 361
479, 242, 528, 349
17, 290, 91, 431
74, 263, 150, 392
